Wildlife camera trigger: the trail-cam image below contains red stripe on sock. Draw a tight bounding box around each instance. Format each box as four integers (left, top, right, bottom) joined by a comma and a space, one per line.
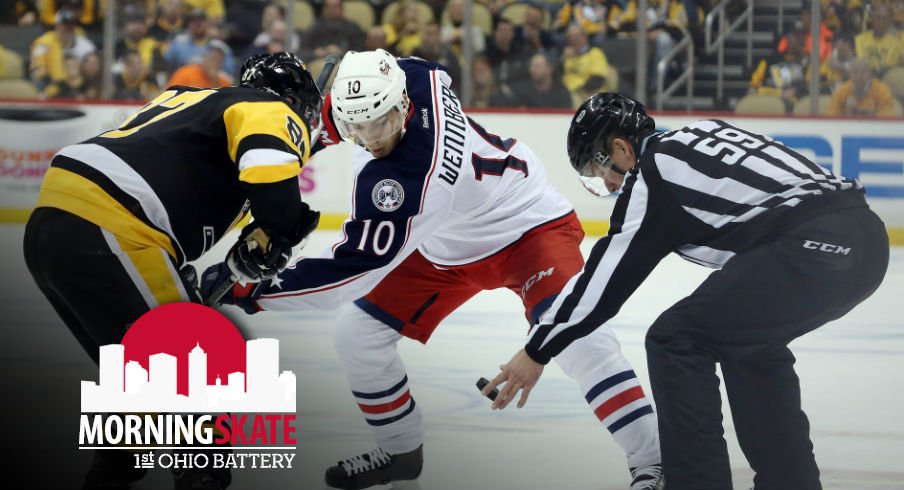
358, 390, 412, 414
593, 386, 646, 421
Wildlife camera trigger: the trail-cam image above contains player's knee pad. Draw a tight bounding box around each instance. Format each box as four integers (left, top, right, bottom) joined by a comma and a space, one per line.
332, 304, 402, 368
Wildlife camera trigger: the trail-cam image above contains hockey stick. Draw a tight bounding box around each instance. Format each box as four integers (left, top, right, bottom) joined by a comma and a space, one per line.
316, 55, 340, 92
203, 57, 340, 307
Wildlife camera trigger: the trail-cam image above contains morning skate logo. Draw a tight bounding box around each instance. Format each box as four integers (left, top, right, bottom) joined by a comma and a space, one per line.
79, 303, 297, 471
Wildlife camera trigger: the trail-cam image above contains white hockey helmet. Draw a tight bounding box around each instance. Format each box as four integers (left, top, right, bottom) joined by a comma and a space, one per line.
330, 49, 409, 150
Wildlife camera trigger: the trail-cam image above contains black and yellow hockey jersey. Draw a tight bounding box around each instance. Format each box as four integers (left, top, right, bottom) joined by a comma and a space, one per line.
35, 85, 312, 263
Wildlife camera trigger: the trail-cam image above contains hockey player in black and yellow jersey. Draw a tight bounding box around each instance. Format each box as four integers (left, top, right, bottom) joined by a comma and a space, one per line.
22, 52, 322, 490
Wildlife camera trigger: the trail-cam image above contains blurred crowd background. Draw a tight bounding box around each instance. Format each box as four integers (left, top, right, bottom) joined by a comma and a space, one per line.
0, 0, 903, 116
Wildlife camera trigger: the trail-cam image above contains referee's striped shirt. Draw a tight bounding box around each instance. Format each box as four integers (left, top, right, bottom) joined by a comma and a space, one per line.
525, 119, 867, 364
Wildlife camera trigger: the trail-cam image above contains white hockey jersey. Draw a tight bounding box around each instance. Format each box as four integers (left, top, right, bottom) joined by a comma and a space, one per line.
256, 58, 574, 310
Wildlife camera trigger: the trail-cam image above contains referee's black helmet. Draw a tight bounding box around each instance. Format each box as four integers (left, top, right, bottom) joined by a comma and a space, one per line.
566, 93, 655, 175
240, 52, 323, 131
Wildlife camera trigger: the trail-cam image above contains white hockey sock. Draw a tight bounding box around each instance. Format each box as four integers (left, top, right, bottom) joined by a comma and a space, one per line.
555, 328, 661, 468
333, 304, 425, 454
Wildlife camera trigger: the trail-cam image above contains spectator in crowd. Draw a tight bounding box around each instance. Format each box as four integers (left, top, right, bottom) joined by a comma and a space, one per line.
779, 2, 833, 63
827, 33, 857, 91
384, 0, 423, 57
872, 0, 904, 28
36, 0, 105, 30
512, 51, 573, 108
244, 18, 299, 59
300, 0, 365, 60
115, 7, 166, 80
682, 0, 708, 51
44, 55, 82, 98
842, 1, 866, 35
184, 0, 225, 23
77, 50, 101, 98
554, 0, 616, 44
820, 0, 855, 31
150, 0, 186, 42
114, 49, 161, 100
44, 51, 101, 99
413, 21, 461, 91
561, 23, 612, 101
166, 39, 232, 88
749, 30, 812, 112
0, 0, 38, 25
829, 57, 898, 115
165, 8, 235, 74
603, 0, 638, 37
442, 0, 486, 67
365, 25, 390, 51
645, 0, 702, 94
224, 0, 270, 55
855, 3, 904, 76
260, 1, 286, 30
516, 2, 556, 52
471, 54, 510, 107
486, 18, 530, 106
29, 9, 96, 92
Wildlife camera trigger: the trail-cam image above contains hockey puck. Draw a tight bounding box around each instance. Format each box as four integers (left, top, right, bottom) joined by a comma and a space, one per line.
476, 377, 498, 401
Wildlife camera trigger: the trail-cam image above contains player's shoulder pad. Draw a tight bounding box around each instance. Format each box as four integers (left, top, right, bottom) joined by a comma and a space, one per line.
398, 57, 449, 74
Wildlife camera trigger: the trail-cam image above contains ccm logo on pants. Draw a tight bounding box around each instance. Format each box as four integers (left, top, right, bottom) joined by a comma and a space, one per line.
802, 240, 851, 255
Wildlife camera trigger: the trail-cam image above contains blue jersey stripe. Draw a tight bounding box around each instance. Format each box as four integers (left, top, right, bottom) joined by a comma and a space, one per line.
352, 375, 409, 400
607, 405, 654, 433
584, 370, 637, 404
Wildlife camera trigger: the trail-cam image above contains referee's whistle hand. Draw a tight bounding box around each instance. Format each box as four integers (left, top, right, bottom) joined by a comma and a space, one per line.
483, 349, 544, 410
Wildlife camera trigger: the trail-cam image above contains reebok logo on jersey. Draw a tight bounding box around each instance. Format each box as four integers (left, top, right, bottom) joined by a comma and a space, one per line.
803, 240, 851, 255
421, 107, 430, 129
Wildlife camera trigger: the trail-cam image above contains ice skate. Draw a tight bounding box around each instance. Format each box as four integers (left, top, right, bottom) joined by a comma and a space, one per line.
630, 463, 664, 490
325, 445, 423, 489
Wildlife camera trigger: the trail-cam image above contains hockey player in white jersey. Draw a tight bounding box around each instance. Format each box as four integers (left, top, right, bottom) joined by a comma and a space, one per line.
203, 50, 663, 490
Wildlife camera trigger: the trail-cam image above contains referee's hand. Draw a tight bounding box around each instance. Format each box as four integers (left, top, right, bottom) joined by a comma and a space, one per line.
482, 348, 544, 410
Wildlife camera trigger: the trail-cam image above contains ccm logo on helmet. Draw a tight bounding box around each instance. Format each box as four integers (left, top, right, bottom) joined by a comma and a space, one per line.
347, 108, 369, 115
802, 240, 851, 255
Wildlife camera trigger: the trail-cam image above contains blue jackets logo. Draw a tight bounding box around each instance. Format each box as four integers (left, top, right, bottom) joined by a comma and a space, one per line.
372, 179, 404, 212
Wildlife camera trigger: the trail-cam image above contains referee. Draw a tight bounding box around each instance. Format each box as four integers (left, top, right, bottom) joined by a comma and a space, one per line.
483, 93, 889, 490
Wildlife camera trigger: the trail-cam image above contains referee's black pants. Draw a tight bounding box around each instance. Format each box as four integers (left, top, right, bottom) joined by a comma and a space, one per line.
23, 207, 198, 364
645, 206, 889, 490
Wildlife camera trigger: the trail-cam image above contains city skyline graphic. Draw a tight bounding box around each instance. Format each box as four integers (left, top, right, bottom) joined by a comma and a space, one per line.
81, 338, 296, 413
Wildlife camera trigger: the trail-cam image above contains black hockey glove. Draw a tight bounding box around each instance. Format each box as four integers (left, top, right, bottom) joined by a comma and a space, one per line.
285, 201, 321, 250
226, 225, 290, 283
200, 262, 268, 314
226, 203, 321, 283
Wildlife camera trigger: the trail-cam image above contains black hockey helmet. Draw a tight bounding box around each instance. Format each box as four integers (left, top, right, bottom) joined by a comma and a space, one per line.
566, 93, 655, 175
240, 52, 323, 131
